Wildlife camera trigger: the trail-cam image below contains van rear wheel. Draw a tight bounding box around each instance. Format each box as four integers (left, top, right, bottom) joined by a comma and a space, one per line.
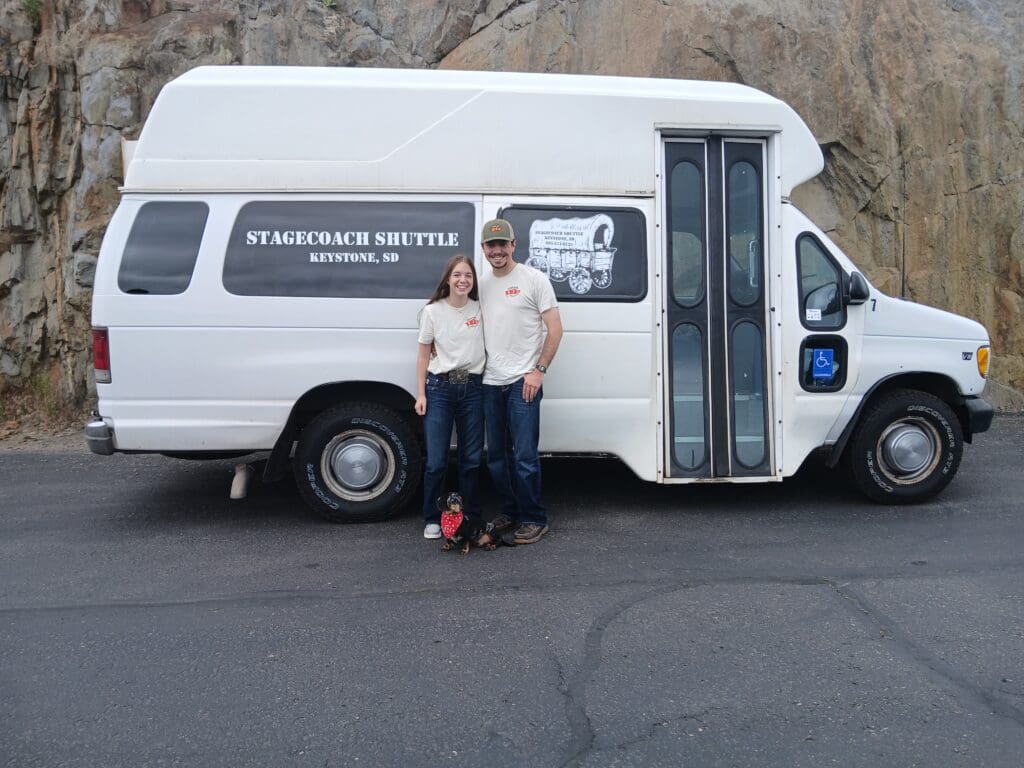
293, 403, 420, 523
846, 389, 962, 504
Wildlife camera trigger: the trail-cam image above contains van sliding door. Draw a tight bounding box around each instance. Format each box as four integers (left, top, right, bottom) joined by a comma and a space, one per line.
664, 138, 772, 478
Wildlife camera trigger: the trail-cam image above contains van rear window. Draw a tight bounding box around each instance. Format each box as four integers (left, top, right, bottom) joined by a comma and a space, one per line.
119, 202, 208, 295
223, 201, 476, 298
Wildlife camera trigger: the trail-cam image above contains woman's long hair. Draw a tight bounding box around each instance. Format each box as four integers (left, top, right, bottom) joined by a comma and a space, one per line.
426, 254, 479, 305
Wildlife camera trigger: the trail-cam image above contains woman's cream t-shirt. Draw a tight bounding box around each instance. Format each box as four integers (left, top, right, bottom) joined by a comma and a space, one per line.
417, 299, 486, 375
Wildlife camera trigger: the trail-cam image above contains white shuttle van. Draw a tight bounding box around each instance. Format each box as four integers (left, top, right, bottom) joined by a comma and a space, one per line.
86, 66, 993, 521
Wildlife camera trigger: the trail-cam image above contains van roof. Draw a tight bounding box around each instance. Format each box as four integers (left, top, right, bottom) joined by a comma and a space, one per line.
126, 66, 823, 196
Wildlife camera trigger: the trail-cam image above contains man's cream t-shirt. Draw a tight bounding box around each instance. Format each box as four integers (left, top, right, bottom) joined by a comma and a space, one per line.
479, 263, 558, 386
417, 299, 486, 375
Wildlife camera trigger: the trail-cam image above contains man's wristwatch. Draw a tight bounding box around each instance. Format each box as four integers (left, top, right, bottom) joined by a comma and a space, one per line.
536, 364, 548, 374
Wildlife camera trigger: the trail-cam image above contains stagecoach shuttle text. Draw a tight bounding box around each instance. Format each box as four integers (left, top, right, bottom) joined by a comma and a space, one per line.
245, 230, 460, 247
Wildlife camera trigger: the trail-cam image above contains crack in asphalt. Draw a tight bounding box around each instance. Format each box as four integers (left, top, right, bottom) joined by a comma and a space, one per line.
599, 708, 720, 755
558, 584, 682, 768
3, 559, 1023, 615
826, 580, 1024, 730
548, 650, 593, 765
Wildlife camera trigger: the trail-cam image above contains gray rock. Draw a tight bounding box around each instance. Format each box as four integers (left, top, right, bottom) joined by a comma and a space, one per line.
0, 352, 21, 377
73, 251, 96, 288
0, 0, 1021, 408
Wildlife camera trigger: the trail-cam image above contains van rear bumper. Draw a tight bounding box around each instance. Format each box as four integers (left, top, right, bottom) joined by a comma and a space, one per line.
85, 419, 115, 455
962, 396, 994, 436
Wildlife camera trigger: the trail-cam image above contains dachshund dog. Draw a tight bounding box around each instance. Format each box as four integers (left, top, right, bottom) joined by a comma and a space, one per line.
439, 492, 512, 554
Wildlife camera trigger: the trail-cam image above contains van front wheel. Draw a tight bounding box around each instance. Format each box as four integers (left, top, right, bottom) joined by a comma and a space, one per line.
293, 403, 420, 523
846, 389, 963, 504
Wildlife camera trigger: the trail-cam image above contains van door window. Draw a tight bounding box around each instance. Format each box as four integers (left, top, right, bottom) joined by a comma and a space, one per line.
118, 202, 208, 295
671, 323, 707, 470
797, 234, 847, 330
726, 161, 762, 307
497, 206, 647, 301
670, 161, 705, 308
731, 321, 767, 467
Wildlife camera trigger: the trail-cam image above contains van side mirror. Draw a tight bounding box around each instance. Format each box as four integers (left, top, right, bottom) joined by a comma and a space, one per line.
847, 272, 870, 305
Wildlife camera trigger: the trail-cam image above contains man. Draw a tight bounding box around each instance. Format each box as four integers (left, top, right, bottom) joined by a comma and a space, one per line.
478, 218, 563, 544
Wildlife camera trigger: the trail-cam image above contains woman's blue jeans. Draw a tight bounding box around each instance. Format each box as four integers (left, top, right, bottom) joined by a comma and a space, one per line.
421, 372, 484, 523
483, 378, 546, 526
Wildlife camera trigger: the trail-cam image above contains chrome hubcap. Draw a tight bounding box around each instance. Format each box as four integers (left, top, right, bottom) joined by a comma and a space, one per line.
320, 430, 395, 500
877, 418, 941, 483
332, 438, 384, 489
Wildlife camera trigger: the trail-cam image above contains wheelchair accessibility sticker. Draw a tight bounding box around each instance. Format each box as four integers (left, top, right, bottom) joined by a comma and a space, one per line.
812, 348, 834, 380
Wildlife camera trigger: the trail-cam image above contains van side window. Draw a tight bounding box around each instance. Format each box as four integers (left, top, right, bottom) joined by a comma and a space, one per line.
223, 201, 475, 298
118, 202, 208, 295
797, 234, 846, 330
498, 206, 647, 302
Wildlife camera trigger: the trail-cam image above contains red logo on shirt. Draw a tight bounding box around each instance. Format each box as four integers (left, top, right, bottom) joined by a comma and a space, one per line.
505, 287, 521, 297
465, 317, 480, 327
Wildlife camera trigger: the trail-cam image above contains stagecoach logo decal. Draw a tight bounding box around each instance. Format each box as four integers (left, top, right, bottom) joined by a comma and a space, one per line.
465, 317, 480, 327
526, 214, 617, 296
505, 287, 521, 297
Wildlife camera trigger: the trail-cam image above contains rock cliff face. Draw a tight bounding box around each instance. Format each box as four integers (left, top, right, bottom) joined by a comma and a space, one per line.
2, 0, 1022, 407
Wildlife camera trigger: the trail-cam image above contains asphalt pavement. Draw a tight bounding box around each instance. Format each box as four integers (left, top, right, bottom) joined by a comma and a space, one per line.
2, 415, 1023, 767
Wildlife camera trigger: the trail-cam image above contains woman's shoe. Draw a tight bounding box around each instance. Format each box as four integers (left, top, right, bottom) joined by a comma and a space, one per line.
424, 523, 442, 539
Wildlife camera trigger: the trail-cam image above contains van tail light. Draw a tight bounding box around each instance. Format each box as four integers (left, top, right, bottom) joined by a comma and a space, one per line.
92, 328, 111, 384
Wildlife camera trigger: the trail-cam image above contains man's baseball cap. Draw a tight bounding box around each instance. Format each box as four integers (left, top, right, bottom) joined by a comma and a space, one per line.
481, 218, 515, 243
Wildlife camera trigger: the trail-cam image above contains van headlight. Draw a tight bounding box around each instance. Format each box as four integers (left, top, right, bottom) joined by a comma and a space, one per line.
977, 345, 990, 378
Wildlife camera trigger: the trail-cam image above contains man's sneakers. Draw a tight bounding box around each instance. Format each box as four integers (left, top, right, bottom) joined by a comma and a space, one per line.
423, 523, 442, 539
512, 523, 549, 545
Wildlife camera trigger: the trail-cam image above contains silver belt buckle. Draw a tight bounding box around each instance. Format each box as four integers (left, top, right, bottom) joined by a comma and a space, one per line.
448, 368, 470, 384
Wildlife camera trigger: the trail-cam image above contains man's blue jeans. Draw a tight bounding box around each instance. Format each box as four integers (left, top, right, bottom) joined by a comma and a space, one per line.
483, 378, 546, 526
422, 373, 484, 523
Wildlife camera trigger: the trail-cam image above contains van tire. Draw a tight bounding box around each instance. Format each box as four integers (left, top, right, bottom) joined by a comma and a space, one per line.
293, 403, 420, 523
846, 389, 963, 504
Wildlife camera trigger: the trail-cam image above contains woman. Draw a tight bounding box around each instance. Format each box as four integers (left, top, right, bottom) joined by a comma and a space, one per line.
415, 255, 486, 539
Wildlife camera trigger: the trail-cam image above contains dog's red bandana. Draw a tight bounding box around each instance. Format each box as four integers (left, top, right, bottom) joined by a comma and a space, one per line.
441, 510, 463, 540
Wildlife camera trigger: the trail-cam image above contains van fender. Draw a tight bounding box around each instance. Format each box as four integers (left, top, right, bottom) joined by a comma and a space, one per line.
825, 371, 984, 468
262, 381, 418, 482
